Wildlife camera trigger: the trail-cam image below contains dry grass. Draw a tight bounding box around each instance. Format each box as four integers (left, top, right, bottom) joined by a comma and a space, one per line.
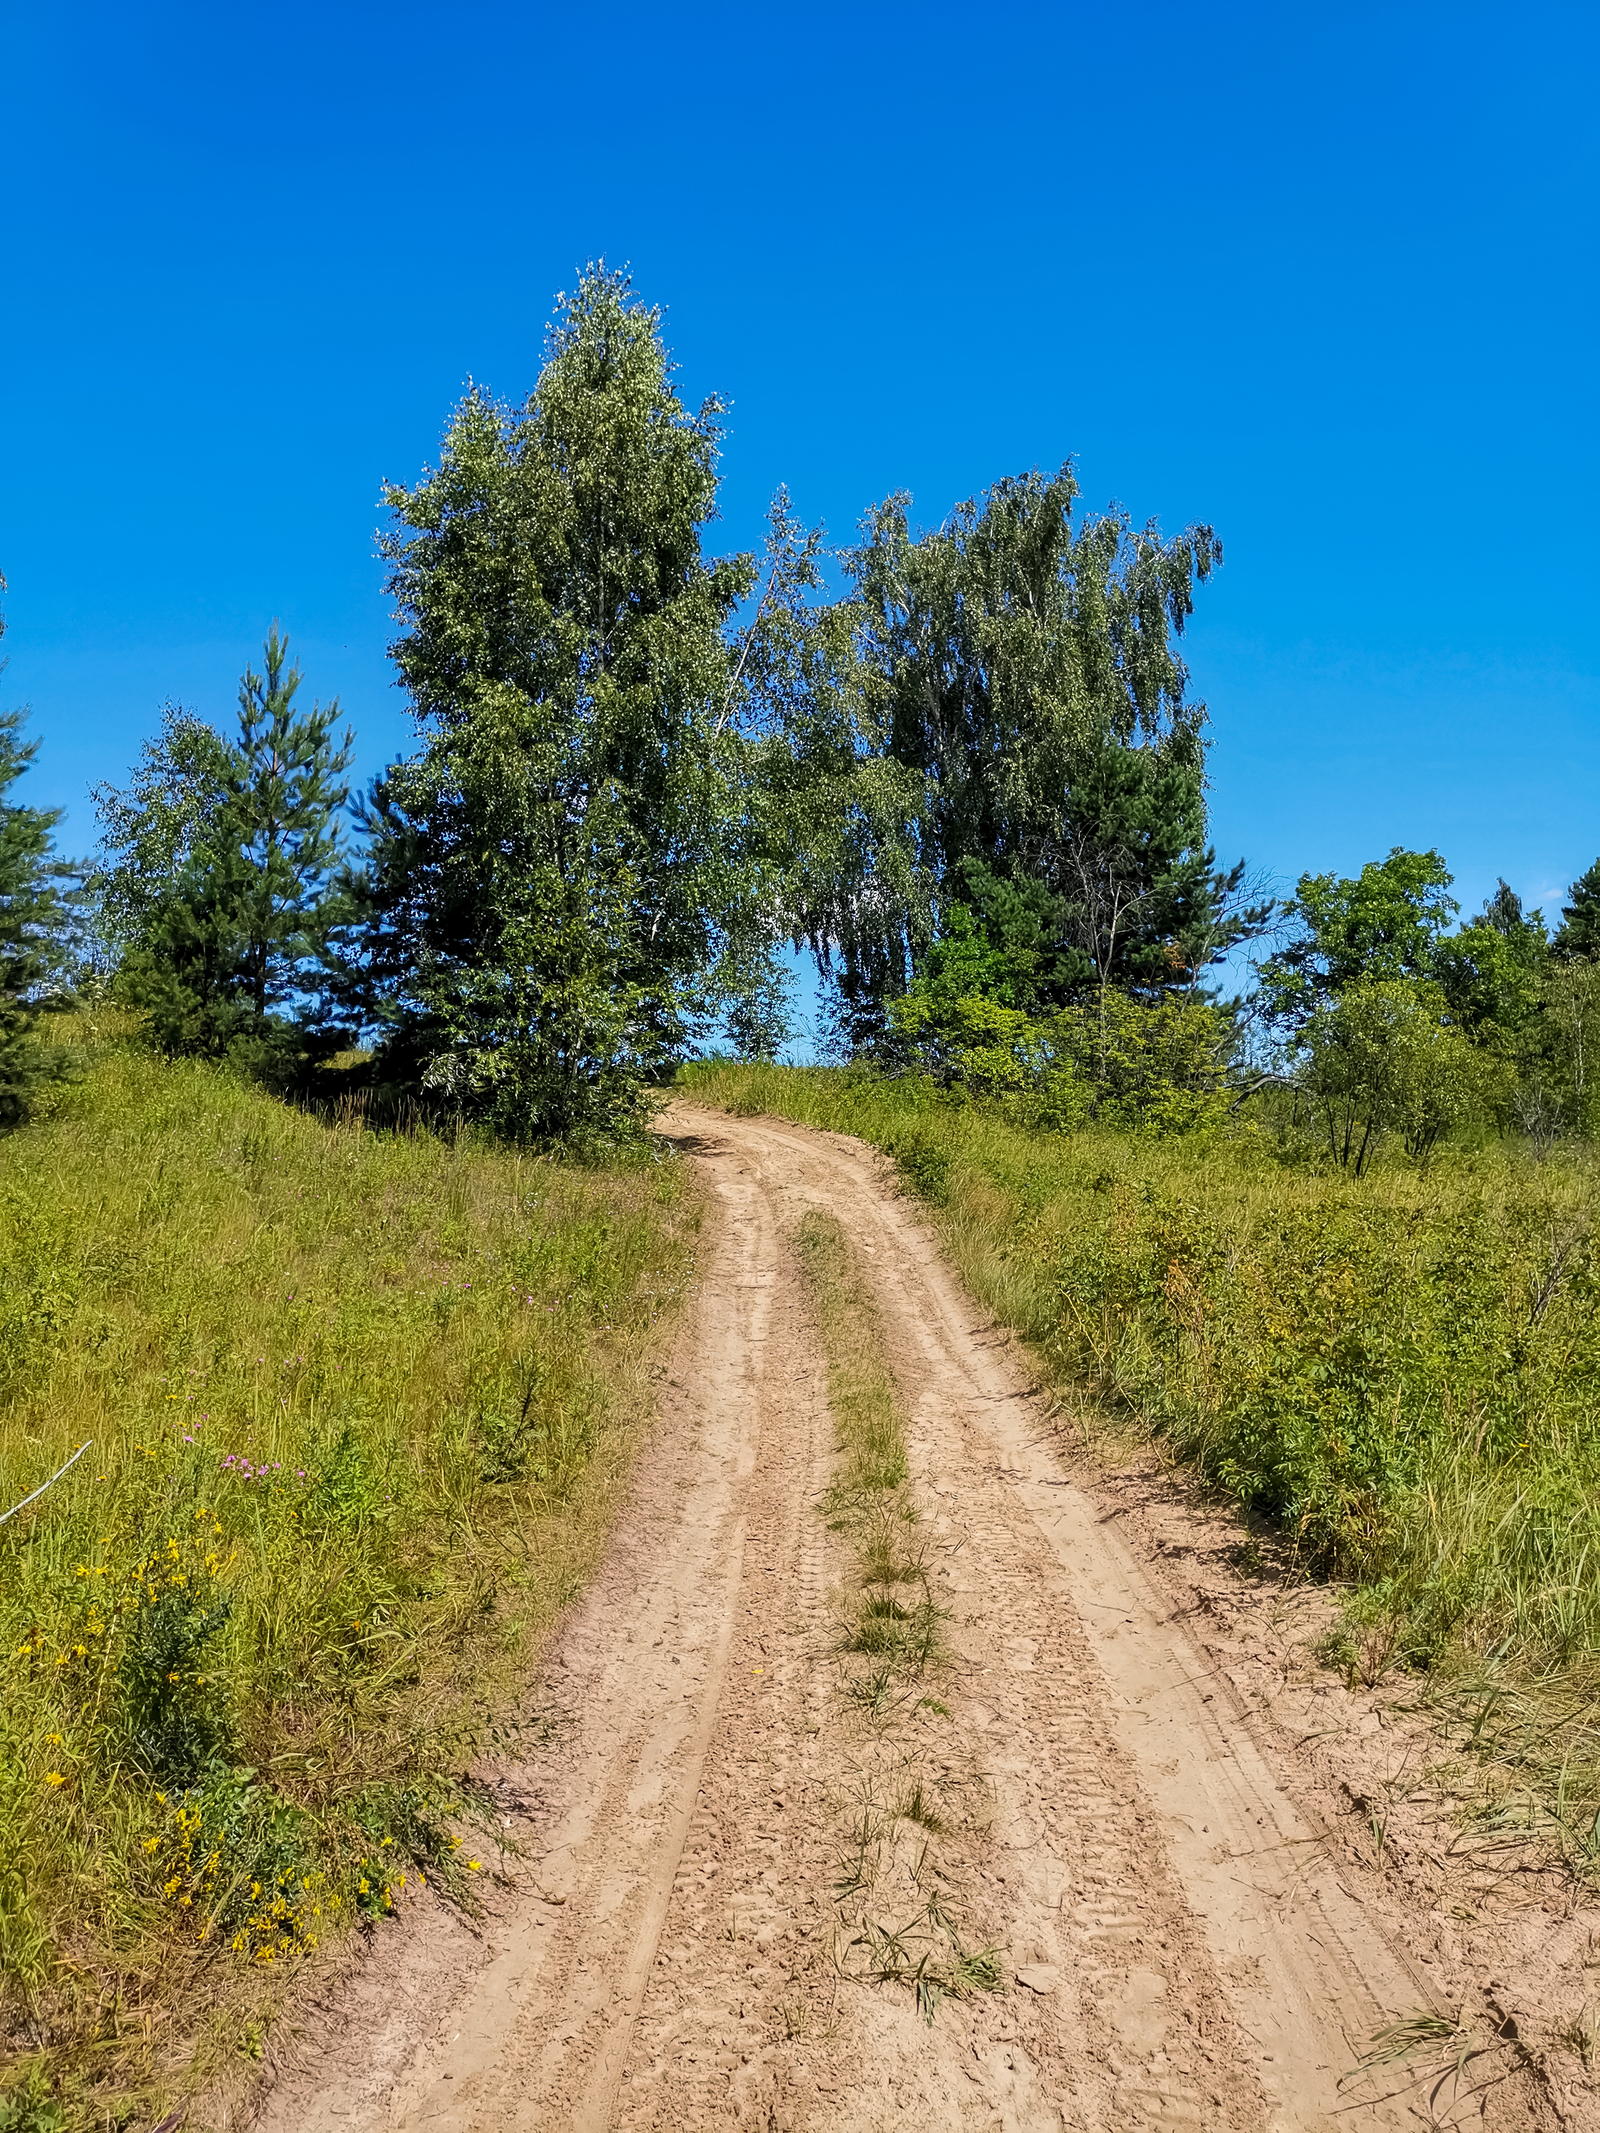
0, 1021, 699, 2124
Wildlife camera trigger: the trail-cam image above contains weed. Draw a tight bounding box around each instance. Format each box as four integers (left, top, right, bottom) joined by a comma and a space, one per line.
0, 2068, 67, 2133
896, 1784, 945, 1834
1558, 2000, 1600, 2069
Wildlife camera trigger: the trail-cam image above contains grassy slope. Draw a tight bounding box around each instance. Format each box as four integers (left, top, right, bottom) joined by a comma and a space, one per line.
682, 1061, 1600, 1869
1, 1026, 698, 2117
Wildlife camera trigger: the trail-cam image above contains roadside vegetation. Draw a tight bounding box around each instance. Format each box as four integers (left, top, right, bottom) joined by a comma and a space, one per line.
690, 1058, 1600, 1878
5, 256, 1600, 2112
0, 1019, 696, 2121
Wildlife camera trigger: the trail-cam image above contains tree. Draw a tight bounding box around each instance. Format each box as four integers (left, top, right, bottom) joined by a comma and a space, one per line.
1257, 849, 1458, 1031
0, 583, 75, 1127
89, 704, 235, 957
740, 469, 1263, 1050
1298, 980, 1501, 1174
358, 268, 760, 1141
721, 949, 795, 1062
1433, 880, 1548, 1038
733, 492, 931, 1058
1555, 857, 1600, 961
100, 630, 353, 1067
230, 629, 353, 1031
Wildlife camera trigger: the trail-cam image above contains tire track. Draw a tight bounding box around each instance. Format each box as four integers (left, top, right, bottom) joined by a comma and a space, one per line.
251, 1103, 1550, 2133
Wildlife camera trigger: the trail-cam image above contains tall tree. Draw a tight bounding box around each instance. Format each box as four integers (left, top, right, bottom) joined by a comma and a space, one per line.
742, 468, 1260, 1046
358, 268, 759, 1140
1433, 880, 1548, 1037
732, 493, 931, 1054
89, 703, 236, 956
231, 628, 353, 1028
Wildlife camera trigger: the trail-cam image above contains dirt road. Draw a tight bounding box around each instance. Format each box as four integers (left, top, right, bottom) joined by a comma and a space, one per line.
255, 1104, 1562, 2132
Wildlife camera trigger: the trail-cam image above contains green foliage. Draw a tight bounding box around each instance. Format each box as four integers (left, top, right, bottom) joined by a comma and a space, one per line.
0, 602, 80, 1134
0, 714, 74, 1134
889, 987, 1046, 1101
716, 939, 795, 1063
360, 267, 759, 1144
1049, 990, 1228, 1134
1298, 980, 1507, 1172
846, 468, 1217, 890
119, 1545, 236, 1785
89, 704, 235, 958
1556, 855, 1600, 962
96, 630, 352, 1072
1433, 880, 1548, 1038
1259, 856, 1598, 1152
888, 976, 1221, 1136
684, 1061, 1600, 1712
0, 2068, 67, 2132
1258, 848, 1458, 1030
0, 1020, 695, 2105
741, 470, 1263, 1052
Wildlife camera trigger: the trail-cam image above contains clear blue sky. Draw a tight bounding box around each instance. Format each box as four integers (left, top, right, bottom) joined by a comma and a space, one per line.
3, 1, 1595, 942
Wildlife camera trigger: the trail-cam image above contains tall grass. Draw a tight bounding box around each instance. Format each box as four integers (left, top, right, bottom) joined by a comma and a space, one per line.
1, 1023, 698, 2119
686, 1062, 1600, 1863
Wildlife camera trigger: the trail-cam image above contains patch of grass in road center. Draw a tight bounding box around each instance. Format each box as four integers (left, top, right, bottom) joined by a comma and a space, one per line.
793, 1209, 999, 2024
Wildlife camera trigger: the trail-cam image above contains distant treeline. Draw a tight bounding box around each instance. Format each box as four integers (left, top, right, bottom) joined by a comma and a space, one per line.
1, 268, 1597, 1157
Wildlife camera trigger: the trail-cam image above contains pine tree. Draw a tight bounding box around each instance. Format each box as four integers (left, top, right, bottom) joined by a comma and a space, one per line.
231, 627, 353, 1032
0, 586, 74, 1127
1556, 858, 1600, 962
106, 629, 353, 1067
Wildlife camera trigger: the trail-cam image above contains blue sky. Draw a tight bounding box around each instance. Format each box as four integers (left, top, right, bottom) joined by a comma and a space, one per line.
3, 0, 1596, 964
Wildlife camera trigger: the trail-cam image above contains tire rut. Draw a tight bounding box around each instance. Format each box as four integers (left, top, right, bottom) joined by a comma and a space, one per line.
250, 1102, 1556, 2133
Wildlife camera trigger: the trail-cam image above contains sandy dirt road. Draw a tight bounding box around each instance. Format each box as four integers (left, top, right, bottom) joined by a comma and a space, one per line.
254, 1103, 1564, 2133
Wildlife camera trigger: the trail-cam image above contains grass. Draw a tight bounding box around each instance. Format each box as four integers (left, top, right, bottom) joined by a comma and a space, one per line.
0, 1020, 698, 2123
686, 1059, 1600, 1876
792, 1208, 997, 2022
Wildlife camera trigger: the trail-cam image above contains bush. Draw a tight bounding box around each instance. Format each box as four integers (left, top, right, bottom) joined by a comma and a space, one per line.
888, 985, 1220, 1134
1298, 979, 1507, 1172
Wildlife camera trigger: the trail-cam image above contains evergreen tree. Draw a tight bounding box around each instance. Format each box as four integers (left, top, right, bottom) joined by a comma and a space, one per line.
0, 585, 75, 1127
358, 268, 759, 1141
231, 628, 353, 1032
101, 630, 352, 1067
1555, 857, 1600, 961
